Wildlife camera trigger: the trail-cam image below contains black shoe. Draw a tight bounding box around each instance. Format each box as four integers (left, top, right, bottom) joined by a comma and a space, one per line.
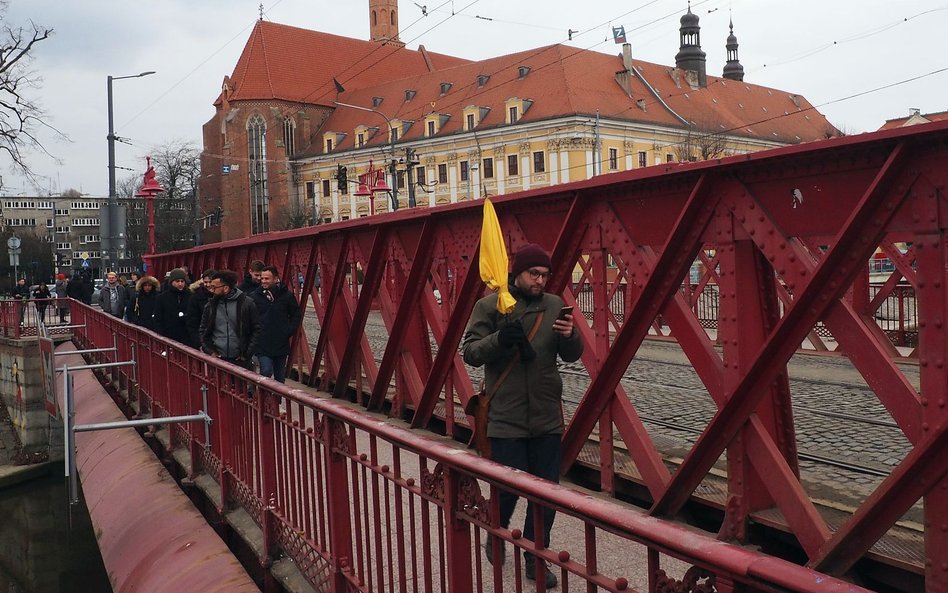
485, 537, 505, 566
524, 554, 557, 589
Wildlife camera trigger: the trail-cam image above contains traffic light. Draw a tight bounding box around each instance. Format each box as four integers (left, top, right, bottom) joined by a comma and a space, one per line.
337, 165, 348, 191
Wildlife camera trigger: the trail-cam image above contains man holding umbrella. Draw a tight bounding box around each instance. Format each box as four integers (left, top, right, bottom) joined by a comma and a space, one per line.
461, 200, 583, 589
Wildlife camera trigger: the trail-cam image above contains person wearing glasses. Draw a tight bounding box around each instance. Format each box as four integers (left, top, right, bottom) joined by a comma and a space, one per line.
186, 269, 217, 347
199, 270, 262, 369
461, 243, 583, 589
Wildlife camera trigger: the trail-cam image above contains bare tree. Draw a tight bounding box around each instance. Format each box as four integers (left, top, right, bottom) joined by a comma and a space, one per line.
674, 117, 732, 163
0, 2, 58, 184
122, 141, 201, 268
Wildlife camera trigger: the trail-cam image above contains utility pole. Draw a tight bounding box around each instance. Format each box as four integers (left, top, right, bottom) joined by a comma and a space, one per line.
106, 71, 155, 275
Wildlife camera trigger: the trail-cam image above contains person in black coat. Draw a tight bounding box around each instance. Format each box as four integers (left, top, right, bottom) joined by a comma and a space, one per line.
31, 283, 51, 323
154, 268, 192, 346
238, 260, 264, 293
126, 275, 160, 331
185, 269, 216, 348
248, 265, 301, 383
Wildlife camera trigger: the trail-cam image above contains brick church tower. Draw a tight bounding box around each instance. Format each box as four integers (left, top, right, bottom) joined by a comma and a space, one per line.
369, 0, 399, 43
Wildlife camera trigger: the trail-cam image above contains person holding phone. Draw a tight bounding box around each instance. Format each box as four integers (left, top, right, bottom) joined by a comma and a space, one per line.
462, 243, 583, 588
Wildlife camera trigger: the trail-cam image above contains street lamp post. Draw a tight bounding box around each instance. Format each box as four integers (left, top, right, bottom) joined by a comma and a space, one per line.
135, 157, 165, 273
107, 71, 155, 274
333, 101, 406, 209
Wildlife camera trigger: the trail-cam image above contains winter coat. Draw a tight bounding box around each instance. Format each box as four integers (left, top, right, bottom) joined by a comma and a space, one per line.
461, 282, 584, 439
11, 283, 30, 299
154, 285, 192, 346
31, 285, 51, 311
94, 283, 130, 318
186, 280, 213, 348
126, 276, 160, 331
199, 289, 262, 361
248, 283, 302, 357
66, 276, 84, 300
238, 272, 259, 294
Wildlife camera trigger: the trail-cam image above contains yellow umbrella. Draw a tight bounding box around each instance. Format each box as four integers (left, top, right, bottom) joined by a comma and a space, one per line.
479, 199, 517, 314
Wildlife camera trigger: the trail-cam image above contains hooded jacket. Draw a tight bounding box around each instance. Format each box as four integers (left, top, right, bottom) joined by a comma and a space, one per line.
199, 288, 262, 360
186, 279, 213, 347
127, 276, 160, 330
461, 281, 583, 438
248, 282, 302, 357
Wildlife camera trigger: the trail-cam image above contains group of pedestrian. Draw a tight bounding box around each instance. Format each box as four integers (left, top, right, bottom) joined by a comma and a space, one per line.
93, 260, 301, 385
7, 273, 72, 325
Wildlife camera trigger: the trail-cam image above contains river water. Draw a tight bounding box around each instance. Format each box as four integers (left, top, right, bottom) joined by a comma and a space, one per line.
0, 473, 112, 593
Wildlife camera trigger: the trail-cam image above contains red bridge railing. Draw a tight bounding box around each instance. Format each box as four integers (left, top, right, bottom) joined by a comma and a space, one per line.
148, 121, 948, 591
68, 301, 871, 593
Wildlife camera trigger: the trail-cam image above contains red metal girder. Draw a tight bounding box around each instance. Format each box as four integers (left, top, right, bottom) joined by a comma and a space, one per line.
880, 241, 918, 289
651, 141, 915, 517
811, 419, 948, 576
561, 173, 716, 468
370, 220, 437, 409
821, 299, 923, 442
914, 225, 948, 593
545, 191, 588, 296
289, 239, 320, 378
410, 246, 483, 428
309, 234, 351, 386
333, 228, 390, 398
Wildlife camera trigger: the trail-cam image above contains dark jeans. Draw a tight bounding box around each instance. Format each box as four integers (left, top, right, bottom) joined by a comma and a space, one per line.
490, 434, 561, 549
257, 354, 287, 383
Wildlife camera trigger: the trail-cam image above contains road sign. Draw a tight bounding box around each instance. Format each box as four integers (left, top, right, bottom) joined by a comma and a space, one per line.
81, 259, 90, 269
80, 251, 90, 260
6, 235, 21, 250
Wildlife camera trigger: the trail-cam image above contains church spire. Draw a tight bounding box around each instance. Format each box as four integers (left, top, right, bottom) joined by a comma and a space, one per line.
723, 17, 745, 81
369, 0, 400, 43
674, 2, 707, 87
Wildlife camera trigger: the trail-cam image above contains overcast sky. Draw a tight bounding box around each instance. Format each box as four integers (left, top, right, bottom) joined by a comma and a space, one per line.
3, 0, 945, 196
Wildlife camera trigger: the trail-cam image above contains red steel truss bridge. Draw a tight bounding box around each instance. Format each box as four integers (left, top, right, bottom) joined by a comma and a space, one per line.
145, 120, 948, 592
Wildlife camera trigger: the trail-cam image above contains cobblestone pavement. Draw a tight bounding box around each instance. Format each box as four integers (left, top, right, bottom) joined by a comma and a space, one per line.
300, 310, 917, 514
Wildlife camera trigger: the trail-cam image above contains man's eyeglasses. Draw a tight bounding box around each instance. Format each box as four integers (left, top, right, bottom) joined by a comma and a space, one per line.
526, 268, 551, 280
208, 283, 224, 291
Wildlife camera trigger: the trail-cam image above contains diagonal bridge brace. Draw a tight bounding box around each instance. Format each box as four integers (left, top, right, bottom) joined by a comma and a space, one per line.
650, 141, 916, 525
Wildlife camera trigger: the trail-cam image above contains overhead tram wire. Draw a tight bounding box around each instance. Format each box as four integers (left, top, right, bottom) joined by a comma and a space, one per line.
749, 4, 948, 73
295, 0, 479, 106
162, 2, 943, 203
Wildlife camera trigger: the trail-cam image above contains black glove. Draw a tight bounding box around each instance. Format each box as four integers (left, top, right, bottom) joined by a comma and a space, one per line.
497, 323, 525, 348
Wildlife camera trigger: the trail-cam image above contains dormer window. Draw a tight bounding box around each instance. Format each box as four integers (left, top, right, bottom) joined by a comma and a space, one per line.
505, 98, 530, 125
466, 113, 475, 130
405, 89, 417, 101
323, 131, 344, 152
476, 74, 490, 87
372, 96, 384, 108
389, 119, 402, 143
518, 66, 531, 79
440, 82, 453, 95
427, 120, 436, 136
357, 132, 365, 147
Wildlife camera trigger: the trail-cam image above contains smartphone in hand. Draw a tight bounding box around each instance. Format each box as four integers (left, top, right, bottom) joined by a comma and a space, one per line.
557, 306, 574, 320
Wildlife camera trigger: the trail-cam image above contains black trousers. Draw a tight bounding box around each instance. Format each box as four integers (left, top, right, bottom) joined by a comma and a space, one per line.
489, 434, 561, 549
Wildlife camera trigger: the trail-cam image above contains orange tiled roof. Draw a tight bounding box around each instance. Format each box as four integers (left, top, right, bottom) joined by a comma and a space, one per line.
219, 20, 470, 106
879, 110, 948, 130
307, 43, 837, 155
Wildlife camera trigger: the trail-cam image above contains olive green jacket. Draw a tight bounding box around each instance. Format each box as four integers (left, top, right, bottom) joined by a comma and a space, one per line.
461, 286, 584, 438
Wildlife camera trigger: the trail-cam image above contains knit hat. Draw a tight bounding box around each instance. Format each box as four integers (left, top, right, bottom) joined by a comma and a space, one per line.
511, 243, 552, 277
169, 268, 188, 283
57, 273, 66, 280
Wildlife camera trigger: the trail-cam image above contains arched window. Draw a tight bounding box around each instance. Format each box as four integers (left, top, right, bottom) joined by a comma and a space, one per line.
372, 10, 377, 26
391, 10, 396, 25
247, 114, 270, 234
283, 116, 296, 157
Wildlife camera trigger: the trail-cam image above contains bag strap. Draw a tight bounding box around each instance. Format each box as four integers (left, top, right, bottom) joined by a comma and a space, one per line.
485, 311, 545, 400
